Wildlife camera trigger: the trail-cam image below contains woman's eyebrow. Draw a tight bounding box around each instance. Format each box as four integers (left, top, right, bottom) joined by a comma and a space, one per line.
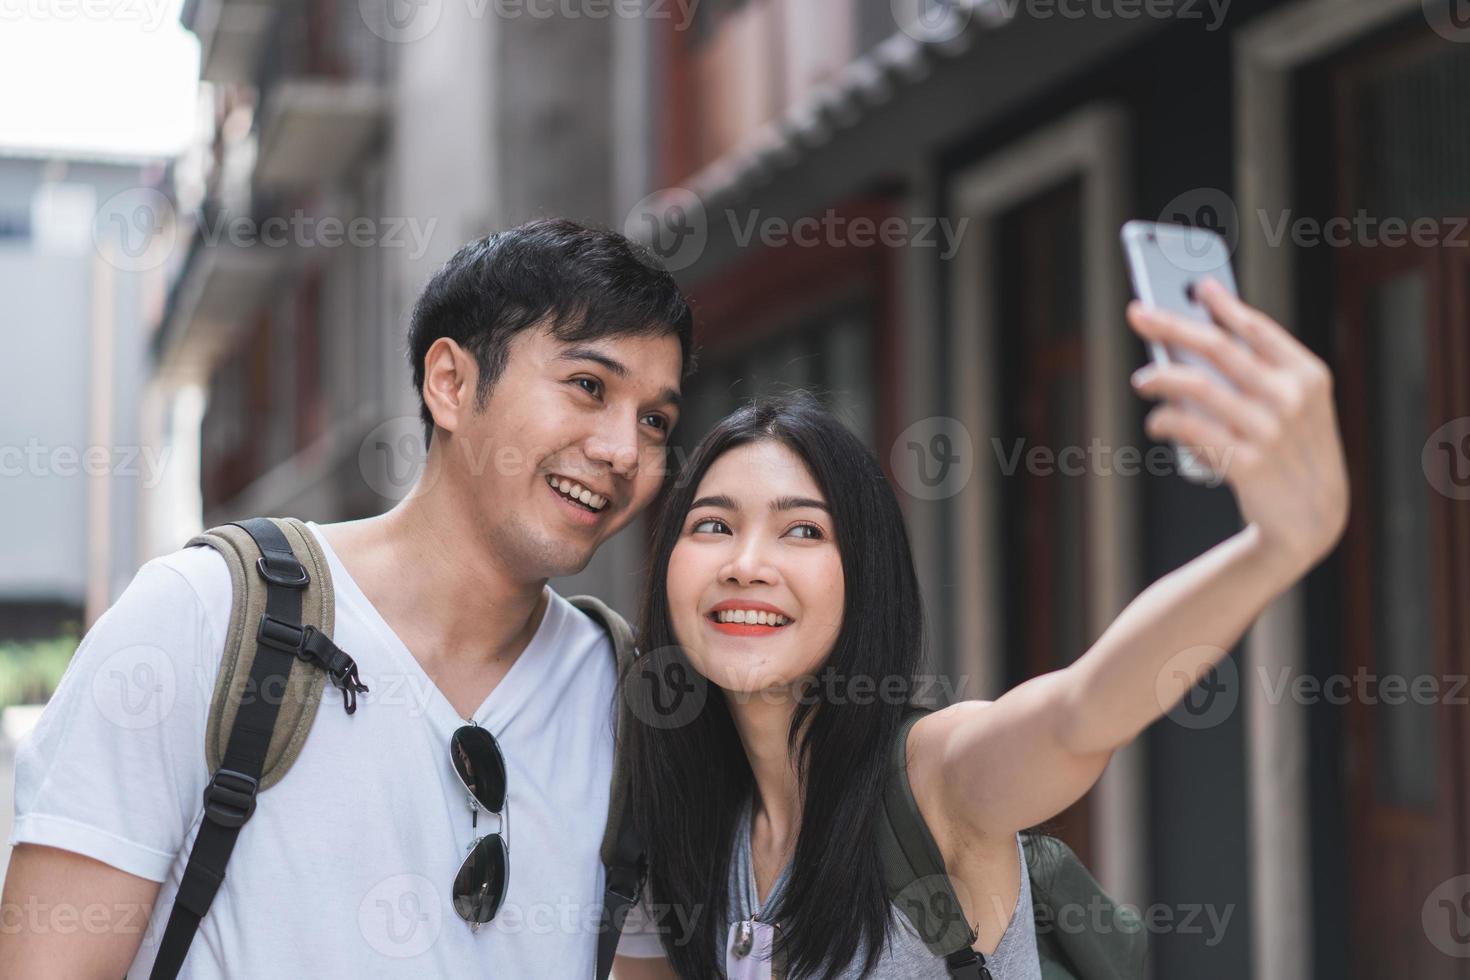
771, 496, 828, 513
690, 494, 738, 511
688, 494, 829, 512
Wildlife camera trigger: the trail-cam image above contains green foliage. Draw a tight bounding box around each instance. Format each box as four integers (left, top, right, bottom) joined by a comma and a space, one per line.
0, 631, 78, 710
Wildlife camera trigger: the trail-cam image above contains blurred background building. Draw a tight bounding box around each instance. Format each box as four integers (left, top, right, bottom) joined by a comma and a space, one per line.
0, 157, 164, 635
4, 0, 1470, 977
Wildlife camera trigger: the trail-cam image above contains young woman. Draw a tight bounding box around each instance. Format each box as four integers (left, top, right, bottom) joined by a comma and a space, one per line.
613, 281, 1349, 979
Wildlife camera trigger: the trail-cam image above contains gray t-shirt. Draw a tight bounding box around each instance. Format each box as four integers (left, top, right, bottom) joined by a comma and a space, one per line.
726, 798, 1044, 980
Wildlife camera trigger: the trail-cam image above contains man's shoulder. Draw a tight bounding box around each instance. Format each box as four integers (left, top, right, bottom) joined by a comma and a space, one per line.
140, 539, 233, 614
100, 543, 235, 664
548, 589, 623, 657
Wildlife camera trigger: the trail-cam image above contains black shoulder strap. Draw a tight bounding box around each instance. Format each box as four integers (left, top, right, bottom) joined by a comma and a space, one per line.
147, 518, 364, 980
878, 706, 992, 980
596, 811, 646, 979
567, 595, 645, 980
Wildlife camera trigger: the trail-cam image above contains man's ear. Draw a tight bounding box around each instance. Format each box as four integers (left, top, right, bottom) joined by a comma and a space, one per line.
421, 337, 479, 437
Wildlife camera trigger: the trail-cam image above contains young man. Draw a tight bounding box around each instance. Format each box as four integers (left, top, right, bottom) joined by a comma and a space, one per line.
0, 219, 694, 978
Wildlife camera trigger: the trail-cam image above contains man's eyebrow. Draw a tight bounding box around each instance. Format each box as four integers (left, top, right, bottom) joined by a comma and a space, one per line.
557, 346, 682, 409
687, 494, 828, 512
557, 346, 627, 377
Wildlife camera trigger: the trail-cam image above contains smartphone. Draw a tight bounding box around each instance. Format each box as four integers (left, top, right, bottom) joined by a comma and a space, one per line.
1120, 220, 1243, 484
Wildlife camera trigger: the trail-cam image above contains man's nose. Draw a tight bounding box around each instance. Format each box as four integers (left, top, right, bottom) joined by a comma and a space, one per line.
584, 412, 641, 478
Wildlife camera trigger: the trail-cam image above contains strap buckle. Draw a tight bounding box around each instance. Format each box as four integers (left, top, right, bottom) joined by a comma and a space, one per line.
255, 615, 368, 714
257, 614, 308, 656
606, 857, 645, 905
203, 769, 259, 829
256, 554, 309, 588
944, 948, 992, 980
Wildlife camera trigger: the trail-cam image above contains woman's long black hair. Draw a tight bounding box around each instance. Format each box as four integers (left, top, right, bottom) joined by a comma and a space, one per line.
625, 391, 925, 979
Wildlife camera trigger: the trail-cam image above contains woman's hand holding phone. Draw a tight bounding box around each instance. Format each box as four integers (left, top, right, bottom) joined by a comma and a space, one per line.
1126, 277, 1351, 575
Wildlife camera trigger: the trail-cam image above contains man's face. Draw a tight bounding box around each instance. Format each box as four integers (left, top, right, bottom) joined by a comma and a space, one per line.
430, 322, 684, 581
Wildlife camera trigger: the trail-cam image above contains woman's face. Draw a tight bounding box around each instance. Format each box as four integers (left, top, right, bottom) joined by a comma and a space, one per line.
666, 439, 845, 697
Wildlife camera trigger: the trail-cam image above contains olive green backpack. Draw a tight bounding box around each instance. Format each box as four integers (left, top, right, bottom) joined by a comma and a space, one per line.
877, 707, 1148, 980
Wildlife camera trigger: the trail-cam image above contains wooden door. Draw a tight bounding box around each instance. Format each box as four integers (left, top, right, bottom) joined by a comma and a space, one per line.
1329, 32, 1470, 978
996, 177, 1095, 863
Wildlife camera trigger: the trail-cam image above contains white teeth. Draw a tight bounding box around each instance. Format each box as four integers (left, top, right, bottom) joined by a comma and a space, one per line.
713, 609, 790, 626
546, 475, 607, 512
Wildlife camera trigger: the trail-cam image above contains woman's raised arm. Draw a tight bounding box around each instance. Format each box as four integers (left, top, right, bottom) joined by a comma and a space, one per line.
912, 279, 1350, 841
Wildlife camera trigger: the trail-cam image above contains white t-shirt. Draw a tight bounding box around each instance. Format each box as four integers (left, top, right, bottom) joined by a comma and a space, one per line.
10, 522, 628, 978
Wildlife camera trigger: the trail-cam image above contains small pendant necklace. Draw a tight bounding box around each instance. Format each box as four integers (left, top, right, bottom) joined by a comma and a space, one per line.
729, 803, 789, 980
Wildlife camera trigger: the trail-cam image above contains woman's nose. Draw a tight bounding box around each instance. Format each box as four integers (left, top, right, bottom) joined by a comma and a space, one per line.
720, 540, 777, 586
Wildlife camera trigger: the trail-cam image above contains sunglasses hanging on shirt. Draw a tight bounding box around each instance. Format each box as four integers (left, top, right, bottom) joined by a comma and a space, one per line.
449, 722, 510, 928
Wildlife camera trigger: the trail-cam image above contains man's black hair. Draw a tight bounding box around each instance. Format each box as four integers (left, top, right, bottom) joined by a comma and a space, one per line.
407, 217, 696, 447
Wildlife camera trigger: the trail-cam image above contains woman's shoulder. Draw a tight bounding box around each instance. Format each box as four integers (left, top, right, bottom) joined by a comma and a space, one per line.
904, 703, 1012, 857
909, 700, 992, 746
904, 701, 992, 794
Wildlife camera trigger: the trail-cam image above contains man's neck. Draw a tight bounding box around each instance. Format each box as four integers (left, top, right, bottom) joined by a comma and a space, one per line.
316, 494, 549, 673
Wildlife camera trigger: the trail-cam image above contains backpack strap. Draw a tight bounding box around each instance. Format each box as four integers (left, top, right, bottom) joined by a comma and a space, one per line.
878, 706, 992, 980
878, 706, 1148, 980
567, 595, 646, 980
147, 517, 367, 980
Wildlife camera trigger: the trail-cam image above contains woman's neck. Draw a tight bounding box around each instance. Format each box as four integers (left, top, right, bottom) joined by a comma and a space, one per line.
725, 689, 804, 855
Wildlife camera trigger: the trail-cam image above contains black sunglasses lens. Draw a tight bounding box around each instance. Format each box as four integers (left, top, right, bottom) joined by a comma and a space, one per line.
453, 834, 509, 923
451, 726, 507, 812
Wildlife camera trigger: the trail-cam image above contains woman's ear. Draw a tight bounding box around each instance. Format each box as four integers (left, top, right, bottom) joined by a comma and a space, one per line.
421, 337, 478, 436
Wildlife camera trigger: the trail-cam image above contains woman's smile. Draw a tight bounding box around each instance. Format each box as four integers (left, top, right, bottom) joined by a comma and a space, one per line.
705, 599, 796, 637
